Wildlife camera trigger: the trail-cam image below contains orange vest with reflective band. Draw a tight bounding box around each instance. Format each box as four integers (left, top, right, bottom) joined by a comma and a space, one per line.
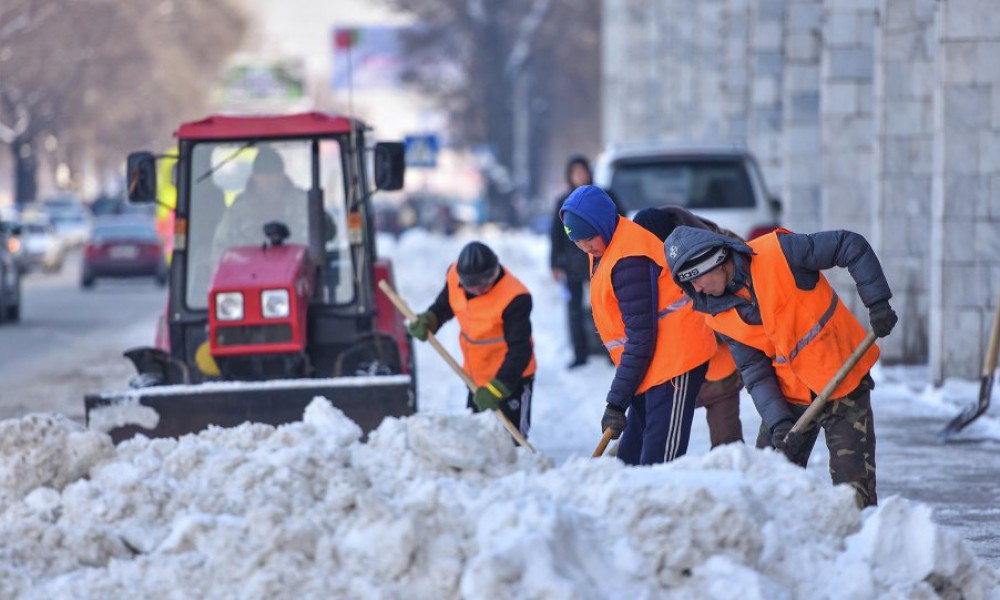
704, 229, 879, 404
447, 265, 537, 387
590, 218, 717, 393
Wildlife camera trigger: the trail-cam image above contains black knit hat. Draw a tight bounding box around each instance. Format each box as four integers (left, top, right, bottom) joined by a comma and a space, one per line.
457, 242, 499, 288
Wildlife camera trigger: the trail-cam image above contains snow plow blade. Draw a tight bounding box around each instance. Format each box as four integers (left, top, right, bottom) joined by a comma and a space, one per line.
85, 375, 414, 443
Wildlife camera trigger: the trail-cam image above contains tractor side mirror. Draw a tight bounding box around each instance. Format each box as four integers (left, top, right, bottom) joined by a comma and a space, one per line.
373, 142, 405, 191
126, 152, 158, 203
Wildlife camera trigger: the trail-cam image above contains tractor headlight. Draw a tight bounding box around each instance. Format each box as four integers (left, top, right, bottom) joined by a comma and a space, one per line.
215, 292, 244, 321
261, 289, 290, 318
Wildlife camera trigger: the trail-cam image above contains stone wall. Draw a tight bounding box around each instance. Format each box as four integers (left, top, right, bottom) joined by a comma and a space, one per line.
601, 0, 1000, 382
929, 0, 1000, 382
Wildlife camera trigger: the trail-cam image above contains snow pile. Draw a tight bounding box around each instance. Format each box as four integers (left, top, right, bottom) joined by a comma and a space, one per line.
0, 400, 996, 599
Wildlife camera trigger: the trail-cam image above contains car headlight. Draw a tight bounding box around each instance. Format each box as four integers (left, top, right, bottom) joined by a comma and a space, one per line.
261, 289, 290, 318
215, 292, 244, 321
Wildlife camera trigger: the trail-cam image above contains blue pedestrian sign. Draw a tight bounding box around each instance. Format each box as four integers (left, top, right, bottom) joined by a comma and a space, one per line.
404, 134, 439, 168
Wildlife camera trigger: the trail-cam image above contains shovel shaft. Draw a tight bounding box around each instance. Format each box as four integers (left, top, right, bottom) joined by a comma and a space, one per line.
377, 280, 536, 453
790, 331, 878, 435
592, 428, 614, 457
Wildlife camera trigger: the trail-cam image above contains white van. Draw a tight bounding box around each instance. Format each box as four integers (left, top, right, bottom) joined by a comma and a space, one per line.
593, 141, 781, 240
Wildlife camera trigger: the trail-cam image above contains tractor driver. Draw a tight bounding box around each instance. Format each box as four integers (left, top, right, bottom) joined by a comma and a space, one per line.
407, 242, 537, 438
212, 146, 309, 257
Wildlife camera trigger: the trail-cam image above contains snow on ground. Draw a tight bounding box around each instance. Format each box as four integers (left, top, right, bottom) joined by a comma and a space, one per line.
1, 229, 998, 598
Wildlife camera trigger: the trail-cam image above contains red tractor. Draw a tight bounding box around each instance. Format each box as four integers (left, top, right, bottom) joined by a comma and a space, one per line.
86, 113, 415, 441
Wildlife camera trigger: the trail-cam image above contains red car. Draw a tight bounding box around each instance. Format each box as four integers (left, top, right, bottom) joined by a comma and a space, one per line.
81, 217, 168, 288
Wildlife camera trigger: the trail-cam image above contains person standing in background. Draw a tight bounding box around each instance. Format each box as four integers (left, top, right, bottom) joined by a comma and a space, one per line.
549, 155, 596, 369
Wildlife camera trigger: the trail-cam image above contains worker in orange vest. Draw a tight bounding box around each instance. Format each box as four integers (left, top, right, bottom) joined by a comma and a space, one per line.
408, 242, 536, 438
634, 206, 745, 448
664, 225, 897, 507
561, 186, 717, 464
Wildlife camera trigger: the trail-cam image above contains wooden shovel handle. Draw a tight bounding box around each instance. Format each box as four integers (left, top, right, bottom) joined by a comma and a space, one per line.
377, 280, 536, 453
790, 331, 878, 435
592, 428, 614, 457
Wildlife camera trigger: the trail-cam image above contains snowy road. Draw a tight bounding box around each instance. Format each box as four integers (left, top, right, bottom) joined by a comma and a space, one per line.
0, 252, 164, 422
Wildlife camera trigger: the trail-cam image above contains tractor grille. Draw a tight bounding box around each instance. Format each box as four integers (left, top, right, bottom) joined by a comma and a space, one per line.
216, 324, 293, 347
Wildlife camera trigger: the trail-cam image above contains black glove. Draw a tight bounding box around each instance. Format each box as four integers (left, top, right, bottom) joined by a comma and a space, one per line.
771, 420, 804, 460
868, 300, 898, 338
601, 404, 627, 440
407, 311, 437, 342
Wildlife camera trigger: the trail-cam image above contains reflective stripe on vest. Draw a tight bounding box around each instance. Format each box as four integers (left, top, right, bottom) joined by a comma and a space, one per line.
461, 332, 505, 346
773, 293, 839, 364
604, 296, 693, 350
589, 218, 716, 392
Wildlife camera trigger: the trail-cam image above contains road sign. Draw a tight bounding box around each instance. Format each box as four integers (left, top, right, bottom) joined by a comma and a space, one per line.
404, 134, 439, 168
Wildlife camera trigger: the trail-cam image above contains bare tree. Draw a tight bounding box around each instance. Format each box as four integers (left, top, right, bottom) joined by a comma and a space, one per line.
0, 0, 247, 203
378, 0, 601, 224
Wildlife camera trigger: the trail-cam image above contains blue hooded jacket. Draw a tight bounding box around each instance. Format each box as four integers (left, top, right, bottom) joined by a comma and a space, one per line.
559, 185, 619, 247
561, 185, 666, 410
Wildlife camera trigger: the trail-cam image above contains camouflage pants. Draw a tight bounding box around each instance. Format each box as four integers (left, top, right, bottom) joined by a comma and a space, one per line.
756, 379, 877, 508
696, 370, 745, 448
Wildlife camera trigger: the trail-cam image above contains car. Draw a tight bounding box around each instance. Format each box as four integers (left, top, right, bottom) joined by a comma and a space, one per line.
593, 141, 782, 240
81, 216, 168, 288
0, 219, 28, 274
0, 221, 21, 323
43, 195, 92, 247
17, 216, 66, 273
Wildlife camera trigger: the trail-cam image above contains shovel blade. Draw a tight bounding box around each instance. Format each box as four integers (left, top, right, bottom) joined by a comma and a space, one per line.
940, 374, 993, 441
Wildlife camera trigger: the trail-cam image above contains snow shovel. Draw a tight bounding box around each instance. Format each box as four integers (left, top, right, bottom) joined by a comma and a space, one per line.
378, 280, 536, 453
940, 289, 1000, 440
787, 331, 879, 438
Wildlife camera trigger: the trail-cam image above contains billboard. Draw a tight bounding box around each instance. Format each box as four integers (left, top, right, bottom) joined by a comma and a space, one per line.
331, 26, 406, 91
217, 59, 306, 109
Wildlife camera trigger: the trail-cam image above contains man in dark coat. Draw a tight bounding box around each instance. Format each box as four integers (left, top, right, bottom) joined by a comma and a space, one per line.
663, 225, 898, 507
549, 155, 596, 369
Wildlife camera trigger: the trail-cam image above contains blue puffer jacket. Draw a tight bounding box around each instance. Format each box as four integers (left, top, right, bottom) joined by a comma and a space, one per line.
663, 226, 893, 431
561, 186, 661, 409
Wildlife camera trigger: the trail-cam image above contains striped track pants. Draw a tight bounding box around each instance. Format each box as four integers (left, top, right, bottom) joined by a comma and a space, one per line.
617, 361, 708, 465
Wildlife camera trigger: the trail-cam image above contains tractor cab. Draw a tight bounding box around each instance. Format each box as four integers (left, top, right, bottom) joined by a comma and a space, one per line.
86, 113, 415, 441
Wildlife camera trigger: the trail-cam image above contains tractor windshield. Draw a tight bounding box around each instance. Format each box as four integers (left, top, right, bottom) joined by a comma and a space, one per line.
185, 138, 352, 309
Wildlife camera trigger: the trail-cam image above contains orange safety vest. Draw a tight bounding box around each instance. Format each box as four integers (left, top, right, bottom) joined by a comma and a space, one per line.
590, 218, 717, 393
447, 265, 537, 387
705, 229, 879, 404
705, 337, 737, 382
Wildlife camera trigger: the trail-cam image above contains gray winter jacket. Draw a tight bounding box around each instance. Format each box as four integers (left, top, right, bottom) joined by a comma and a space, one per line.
662, 226, 892, 432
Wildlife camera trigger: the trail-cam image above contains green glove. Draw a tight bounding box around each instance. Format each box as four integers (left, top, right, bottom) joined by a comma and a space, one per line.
407, 311, 438, 342
473, 379, 511, 412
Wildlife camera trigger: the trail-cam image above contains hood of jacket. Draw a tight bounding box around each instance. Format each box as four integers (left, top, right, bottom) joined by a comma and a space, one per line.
559, 185, 618, 246
664, 225, 756, 314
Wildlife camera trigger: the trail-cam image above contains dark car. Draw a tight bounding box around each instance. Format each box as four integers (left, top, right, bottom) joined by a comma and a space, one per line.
81, 217, 168, 288
0, 221, 22, 323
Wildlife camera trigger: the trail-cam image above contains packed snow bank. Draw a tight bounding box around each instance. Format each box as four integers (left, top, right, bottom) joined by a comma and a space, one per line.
0, 401, 996, 599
